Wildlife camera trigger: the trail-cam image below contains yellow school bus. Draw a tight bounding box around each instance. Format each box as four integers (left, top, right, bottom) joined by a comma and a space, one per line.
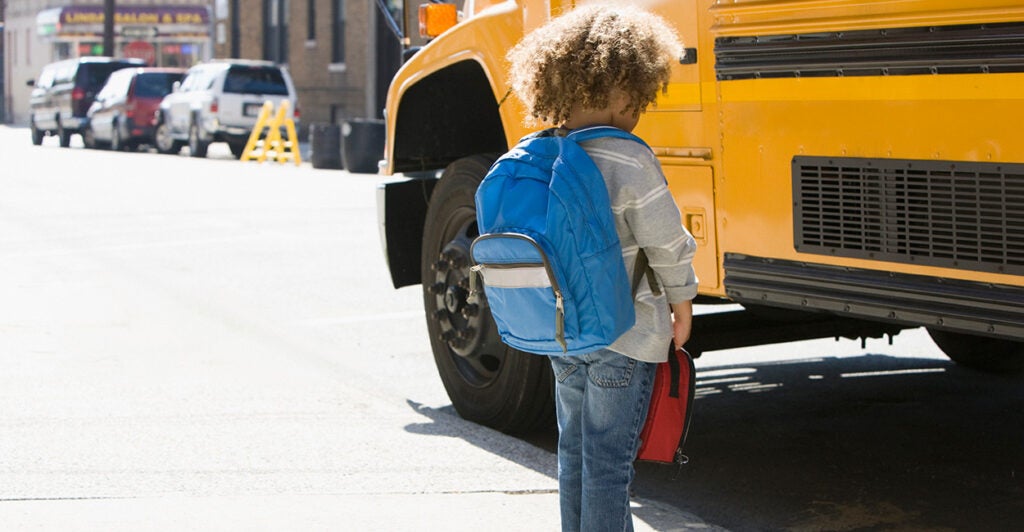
376, 0, 1024, 433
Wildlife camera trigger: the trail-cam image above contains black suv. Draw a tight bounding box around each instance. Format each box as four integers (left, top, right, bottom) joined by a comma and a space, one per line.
28, 56, 144, 147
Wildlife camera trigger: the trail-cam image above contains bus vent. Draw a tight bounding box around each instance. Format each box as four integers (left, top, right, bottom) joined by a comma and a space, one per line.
793, 156, 1024, 276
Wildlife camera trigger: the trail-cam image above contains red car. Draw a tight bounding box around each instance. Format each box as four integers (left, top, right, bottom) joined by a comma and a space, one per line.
83, 67, 186, 151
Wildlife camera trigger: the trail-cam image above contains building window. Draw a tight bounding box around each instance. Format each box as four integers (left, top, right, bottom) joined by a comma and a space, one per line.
264, 0, 289, 63
332, 0, 345, 64
307, 0, 316, 41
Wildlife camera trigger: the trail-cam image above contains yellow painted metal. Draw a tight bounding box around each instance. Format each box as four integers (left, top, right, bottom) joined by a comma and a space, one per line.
383, 1, 525, 173
384, 0, 1024, 297
241, 100, 301, 166
710, 0, 1024, 35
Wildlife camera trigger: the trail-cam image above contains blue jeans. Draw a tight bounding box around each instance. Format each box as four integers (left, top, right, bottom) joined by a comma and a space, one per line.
550, 349, 657, 532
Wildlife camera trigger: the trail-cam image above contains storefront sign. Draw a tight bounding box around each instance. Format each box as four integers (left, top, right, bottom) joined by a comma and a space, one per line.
59, 6, 209, 27
122, 26, 159, 39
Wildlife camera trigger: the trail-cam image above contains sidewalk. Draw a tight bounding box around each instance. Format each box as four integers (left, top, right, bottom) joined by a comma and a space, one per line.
0, 492, 718, 531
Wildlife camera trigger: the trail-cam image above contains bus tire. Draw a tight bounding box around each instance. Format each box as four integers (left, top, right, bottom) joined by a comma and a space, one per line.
927, 328, 1024, 373
421, 154, 555, 434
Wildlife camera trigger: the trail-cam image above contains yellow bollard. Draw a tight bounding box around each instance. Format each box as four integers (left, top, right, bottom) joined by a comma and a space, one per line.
240, 101, 274, 162
240, 99, 301, 166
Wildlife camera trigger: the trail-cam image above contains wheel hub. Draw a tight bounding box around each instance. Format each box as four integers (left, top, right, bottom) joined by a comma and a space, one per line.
444, 285, 466, 314
433, 241, 485, 358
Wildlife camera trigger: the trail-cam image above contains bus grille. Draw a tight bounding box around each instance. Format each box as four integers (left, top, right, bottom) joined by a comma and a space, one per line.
793, 156, 1024, 276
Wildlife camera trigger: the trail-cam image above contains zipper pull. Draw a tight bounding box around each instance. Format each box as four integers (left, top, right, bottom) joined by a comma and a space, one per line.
555, 291, 566, 352
468, 265, 483, 303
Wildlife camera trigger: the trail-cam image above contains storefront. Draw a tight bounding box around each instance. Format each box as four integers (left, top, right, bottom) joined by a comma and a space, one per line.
35, 5, 212, 67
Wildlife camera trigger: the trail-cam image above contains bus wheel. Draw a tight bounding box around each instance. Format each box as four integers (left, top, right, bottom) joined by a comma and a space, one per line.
927, 328, 1024, 373
421, 154, 555, 434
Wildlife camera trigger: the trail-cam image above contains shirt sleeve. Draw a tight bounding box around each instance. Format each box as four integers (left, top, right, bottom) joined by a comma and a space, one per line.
618, 146, 700, 304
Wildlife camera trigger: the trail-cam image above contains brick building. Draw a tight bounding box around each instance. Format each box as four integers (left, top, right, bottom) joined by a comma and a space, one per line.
211, 0, 403, 132
214, 0, 401, 130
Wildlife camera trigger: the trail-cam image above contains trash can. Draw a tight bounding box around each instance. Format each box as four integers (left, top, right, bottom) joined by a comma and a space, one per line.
310, 123, 343, 170
342, 118, 385, 174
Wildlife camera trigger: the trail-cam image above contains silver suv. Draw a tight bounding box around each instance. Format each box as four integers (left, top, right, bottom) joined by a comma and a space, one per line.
154, 60, 299, 158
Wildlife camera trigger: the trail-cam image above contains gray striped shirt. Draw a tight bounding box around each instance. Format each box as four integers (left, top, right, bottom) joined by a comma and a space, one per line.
578, 135, 699, 363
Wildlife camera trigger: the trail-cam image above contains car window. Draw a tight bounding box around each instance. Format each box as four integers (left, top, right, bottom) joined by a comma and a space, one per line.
98, 70, 133, 99
78, 63, 135, 91
55, 63, 75, 84
223, 66, 289, 96
37, 66, 56, 88
179, 71, 200, 91
180, 68, 216, 92
134, 73, 184, 98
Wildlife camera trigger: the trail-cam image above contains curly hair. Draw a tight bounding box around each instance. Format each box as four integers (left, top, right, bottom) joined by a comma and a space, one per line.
506, 5, 683, 126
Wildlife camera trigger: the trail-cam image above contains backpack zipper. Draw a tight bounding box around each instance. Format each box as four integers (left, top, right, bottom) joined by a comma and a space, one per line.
470, 233, 567, 352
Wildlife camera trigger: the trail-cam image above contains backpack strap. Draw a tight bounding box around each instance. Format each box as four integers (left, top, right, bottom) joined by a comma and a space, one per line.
566, 125, 652, 150
631, 250, 662, 298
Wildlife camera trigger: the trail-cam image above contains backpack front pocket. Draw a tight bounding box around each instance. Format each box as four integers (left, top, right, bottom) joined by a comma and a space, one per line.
470, 234, 572, 354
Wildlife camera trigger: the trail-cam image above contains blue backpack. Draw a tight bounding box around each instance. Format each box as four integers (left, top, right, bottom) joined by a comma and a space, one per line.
470, 126, 652, 356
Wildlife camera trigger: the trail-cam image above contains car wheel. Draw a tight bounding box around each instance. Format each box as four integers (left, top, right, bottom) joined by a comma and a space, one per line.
927, 328, 1024, 373
57, 119, 72, 148
110, 123, 122, 151
82, 124, 98, 149
188, 122, 209, 158
421, 154, 555, 435
228, 141, 246, 159
30, 118, 44, 146
154, 122, 182, 155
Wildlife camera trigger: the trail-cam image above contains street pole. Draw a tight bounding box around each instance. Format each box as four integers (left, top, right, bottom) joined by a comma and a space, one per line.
231, 0, 240, 58
103, 0, 116, 56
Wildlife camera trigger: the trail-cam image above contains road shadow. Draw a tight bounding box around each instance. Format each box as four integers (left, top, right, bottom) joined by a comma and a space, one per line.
403, 353, 1024, 530
403, 399, 719, 530
633, 353, 1024, 531
403, 400, 559, 480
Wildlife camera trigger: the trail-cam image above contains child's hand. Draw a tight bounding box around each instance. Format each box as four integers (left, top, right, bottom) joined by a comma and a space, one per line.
671, 300, 693, 349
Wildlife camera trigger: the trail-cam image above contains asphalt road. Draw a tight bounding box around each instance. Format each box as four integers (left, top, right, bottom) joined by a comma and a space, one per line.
1, 126, 1022, 531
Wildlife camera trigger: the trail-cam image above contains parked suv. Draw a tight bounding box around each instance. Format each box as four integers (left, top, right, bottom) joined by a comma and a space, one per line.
28, 57, 145, 147
154, 60, 299, 158
83, 67, 186, 151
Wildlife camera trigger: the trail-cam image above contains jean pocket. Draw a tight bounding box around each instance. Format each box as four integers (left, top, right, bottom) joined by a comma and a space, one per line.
587, 353, 637, 388
554, 361, 579, 383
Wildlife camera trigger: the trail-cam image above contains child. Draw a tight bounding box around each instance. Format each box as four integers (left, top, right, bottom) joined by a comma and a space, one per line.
506, 6, 699, 532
